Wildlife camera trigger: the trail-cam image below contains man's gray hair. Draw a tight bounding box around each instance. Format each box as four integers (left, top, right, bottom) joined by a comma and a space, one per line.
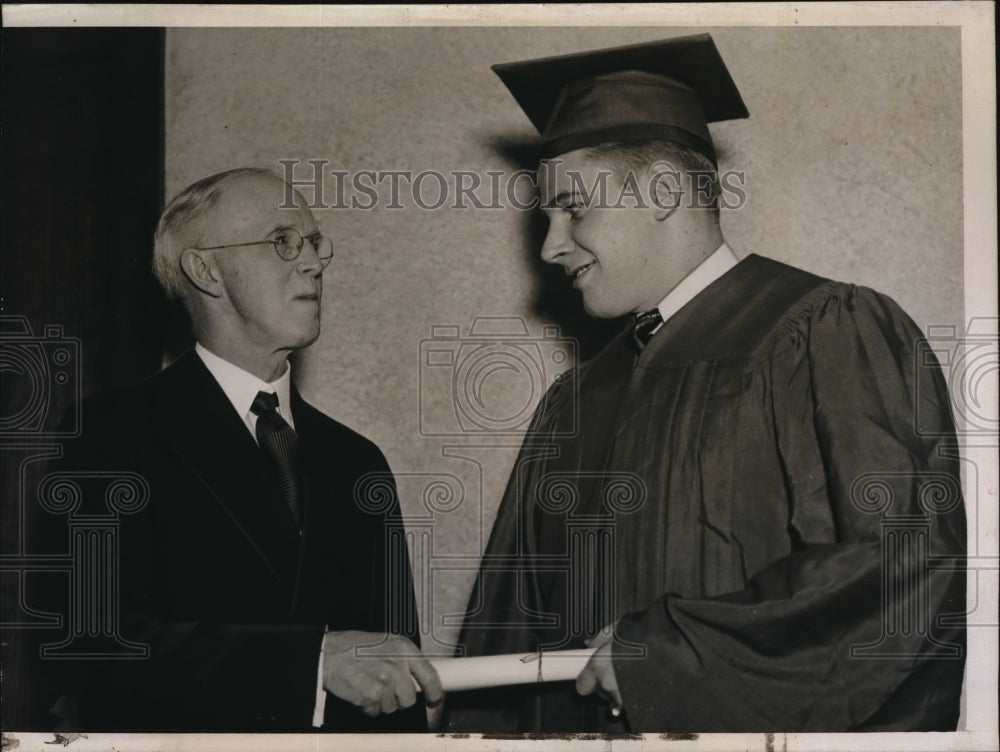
152, 167, 275, 300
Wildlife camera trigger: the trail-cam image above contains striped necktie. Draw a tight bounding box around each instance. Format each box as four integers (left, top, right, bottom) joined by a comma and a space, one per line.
629, 308, 664, 354
250, 391, 302, 527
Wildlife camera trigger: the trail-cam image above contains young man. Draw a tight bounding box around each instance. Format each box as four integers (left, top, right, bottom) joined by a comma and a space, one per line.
448, 35, 966, 733
45, 168, 442, 731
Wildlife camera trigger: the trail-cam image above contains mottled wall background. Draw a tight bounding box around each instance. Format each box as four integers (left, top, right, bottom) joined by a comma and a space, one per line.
165, 26, 963, 652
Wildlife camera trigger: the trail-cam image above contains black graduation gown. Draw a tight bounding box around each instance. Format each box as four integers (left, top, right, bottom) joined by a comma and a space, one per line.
446, 255, 966, 733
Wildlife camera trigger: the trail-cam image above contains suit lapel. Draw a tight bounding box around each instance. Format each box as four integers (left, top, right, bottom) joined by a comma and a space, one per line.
152, 351, 301, 588
288, 387, 323, 616
290, 387, 368, 620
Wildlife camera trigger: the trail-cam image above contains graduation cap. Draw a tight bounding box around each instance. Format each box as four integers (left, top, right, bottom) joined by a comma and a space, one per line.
492, 34, 748, 164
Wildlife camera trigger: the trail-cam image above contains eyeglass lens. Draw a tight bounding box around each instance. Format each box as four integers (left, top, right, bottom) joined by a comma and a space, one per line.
274, 229, 334, 263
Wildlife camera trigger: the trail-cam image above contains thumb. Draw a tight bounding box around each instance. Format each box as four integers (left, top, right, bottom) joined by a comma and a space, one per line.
409, 656, 444, 707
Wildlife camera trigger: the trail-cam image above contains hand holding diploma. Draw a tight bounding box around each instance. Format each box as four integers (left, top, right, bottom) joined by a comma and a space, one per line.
405, 623, 625, 720
576, 626, 624, 718
322, 631, 443, 718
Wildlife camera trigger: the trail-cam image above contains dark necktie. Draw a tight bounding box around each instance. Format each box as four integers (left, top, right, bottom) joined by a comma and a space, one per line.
249, 391, 302, 527
629, 308, 664, 354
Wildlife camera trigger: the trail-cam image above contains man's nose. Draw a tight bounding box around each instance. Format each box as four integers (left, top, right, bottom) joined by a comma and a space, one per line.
540, 222, 573, 264
297, 239, 324, 275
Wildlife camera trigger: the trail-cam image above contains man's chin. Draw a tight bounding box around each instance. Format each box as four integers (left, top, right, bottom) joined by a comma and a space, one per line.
289, 322, 321, 350
301, 327, 321, 349
582, 300, 629, 320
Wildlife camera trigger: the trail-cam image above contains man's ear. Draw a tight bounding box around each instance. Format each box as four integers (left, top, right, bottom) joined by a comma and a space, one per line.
179, 248, 224, 298
648, 163, 684, 222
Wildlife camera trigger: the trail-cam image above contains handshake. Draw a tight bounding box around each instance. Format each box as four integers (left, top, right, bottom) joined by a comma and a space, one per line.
322, 631, 444, 720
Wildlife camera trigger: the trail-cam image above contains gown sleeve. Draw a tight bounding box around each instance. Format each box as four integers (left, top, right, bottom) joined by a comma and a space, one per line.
611, 285, 967, 732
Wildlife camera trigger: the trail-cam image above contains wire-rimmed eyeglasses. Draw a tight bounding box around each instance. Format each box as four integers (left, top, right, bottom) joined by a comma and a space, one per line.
195, 228, 334, 267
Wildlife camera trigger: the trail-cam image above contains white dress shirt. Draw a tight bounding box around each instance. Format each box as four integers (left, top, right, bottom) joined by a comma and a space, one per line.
195, 342, 295, 437
649, 242, 739, 336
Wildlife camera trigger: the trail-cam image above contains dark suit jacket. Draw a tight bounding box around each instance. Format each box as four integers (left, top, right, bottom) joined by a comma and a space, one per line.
47, 350, 425, 732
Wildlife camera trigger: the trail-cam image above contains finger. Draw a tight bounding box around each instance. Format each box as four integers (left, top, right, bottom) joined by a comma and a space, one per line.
576, 665, 598, 696
609, 685, 624, 709
598, 655, 624, 709
352, 661, 393, 712
600, 658, 624, 716
585, 622, 617, 648
408, 655, 444, 707
605, 683, 624, 717
394, 667, 418, 710
380, 686, 398, 715
585, 632, 612, 649
592, 679, 623, 718
333, 667, 381, 709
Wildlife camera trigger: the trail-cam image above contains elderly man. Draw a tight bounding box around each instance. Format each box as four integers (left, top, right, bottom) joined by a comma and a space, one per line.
448, 35, 966, 733
47, 167, 442, 731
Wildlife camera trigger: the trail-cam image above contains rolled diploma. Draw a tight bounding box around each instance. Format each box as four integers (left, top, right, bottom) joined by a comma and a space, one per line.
415, 648, 598, 692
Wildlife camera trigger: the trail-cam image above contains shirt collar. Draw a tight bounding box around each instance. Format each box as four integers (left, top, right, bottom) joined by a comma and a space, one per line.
195, 342, 295, 430
653, 242, 739, 327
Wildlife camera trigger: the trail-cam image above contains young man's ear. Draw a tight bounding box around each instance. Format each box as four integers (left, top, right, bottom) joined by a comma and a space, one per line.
648, 161, 684, 221
179, 248, 224, 298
